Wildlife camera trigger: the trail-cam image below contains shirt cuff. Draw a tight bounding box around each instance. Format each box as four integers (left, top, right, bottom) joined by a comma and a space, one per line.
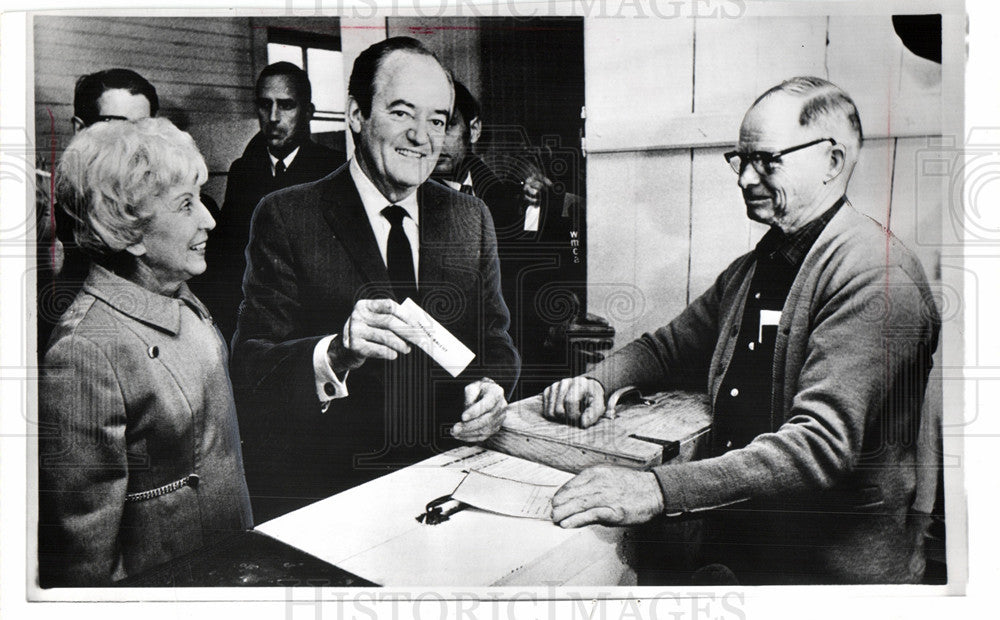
313, 334, 350, 411
523, 205, 541, 231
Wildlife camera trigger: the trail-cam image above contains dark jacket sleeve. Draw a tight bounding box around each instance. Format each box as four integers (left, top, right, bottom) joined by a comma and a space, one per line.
229, 198, 325, 415
475, 198, 521, 395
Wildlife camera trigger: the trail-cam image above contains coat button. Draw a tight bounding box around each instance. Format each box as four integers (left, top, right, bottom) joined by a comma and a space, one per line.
725, 440, 733, 448
753, 292, 761, 300
324, 382, 336, 396
730, 388, 739, 397
147, 345, 159, 358
748, 341, 755, 351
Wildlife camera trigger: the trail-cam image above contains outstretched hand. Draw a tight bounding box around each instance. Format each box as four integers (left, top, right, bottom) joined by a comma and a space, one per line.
550, 466, 664, 528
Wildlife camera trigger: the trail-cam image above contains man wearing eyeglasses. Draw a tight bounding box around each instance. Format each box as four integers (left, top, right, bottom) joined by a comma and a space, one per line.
540, 77, 940, 584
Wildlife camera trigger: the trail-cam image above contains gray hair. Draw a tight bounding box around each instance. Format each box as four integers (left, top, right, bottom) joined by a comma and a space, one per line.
55, 117, 207, 257
755, 76, 864, 152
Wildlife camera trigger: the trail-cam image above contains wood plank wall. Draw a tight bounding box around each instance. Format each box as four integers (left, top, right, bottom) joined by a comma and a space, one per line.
33, 16, 260, 205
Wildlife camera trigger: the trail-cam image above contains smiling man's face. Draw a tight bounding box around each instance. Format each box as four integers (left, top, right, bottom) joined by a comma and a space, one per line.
348, 50, 453, 203
737, 94, 832, 232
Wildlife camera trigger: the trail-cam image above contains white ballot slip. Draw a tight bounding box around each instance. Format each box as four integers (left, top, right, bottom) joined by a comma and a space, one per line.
399, 297, 476, 377
450, 469, 560, 520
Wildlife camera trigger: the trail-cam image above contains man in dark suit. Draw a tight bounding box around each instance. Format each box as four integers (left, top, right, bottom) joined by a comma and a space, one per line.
542, 77, 940, 584
231, 37, 520, 522
198, 62, 345, 340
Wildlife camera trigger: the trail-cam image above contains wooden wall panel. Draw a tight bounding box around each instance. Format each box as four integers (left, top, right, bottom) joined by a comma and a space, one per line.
32, 15, 255, 205
890, 137, 945, 282
693, 16, 828, 116
587, 151, 691, 345
583, 18, 693, 152
827, 15, 943, 138
848, 138, 896, 227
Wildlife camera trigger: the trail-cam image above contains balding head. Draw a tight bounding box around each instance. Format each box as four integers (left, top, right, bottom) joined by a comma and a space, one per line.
733, 78, 862, 233
753, 76, 863, 170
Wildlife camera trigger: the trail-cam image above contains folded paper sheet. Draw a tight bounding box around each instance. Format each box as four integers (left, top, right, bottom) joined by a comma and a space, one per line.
451, 470, 560, 520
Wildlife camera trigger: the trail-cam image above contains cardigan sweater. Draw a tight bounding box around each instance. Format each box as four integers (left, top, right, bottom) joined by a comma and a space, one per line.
587, 203, 940, 583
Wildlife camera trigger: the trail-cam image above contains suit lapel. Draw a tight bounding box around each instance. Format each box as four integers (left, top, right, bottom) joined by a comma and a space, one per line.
319, 169, 393, 289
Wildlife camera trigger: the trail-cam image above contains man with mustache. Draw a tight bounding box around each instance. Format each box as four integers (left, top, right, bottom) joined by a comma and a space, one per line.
231, 38, 519, 522
201, 62, 345, 341
541, 77, 940, 584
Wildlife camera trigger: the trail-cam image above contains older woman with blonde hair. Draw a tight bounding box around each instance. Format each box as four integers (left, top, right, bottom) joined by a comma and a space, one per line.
38, 117, 252, 586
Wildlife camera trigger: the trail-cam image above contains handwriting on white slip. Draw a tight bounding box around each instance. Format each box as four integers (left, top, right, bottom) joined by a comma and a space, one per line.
399, 298, 475, 377
451, 470, 559, 520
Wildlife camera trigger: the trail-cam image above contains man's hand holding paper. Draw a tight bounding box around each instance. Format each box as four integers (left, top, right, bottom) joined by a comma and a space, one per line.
331, 297, 506, 443
395, 298, 507, 442
328, 298, 414, 374
398, 298, 476, 377
550, 466, 665, 528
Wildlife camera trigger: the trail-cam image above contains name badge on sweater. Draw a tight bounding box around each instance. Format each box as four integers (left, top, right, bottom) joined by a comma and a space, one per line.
758, 309, 782, 343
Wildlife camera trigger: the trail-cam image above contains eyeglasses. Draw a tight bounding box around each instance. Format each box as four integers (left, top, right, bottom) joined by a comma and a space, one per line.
724, 137, 837, 176
87, 115, 130, 127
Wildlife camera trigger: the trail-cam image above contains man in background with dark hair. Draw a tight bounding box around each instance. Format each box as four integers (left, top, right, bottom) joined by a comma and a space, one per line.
231, 38, 518, 521
38, 68, 159, 353
198, 62, 345, 341
69, 68, 159, 132
431, 80, 549, 233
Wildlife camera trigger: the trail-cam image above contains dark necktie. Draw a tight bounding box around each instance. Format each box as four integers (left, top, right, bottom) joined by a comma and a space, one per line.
381, 205, 418, 302
273, 159, 286, 185
459, 183, 474, 196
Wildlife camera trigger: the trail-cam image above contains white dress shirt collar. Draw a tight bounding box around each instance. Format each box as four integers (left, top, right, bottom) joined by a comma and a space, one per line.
349, 157, 419, 225
441, 171, 474, 194
268, 145, 301, 177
